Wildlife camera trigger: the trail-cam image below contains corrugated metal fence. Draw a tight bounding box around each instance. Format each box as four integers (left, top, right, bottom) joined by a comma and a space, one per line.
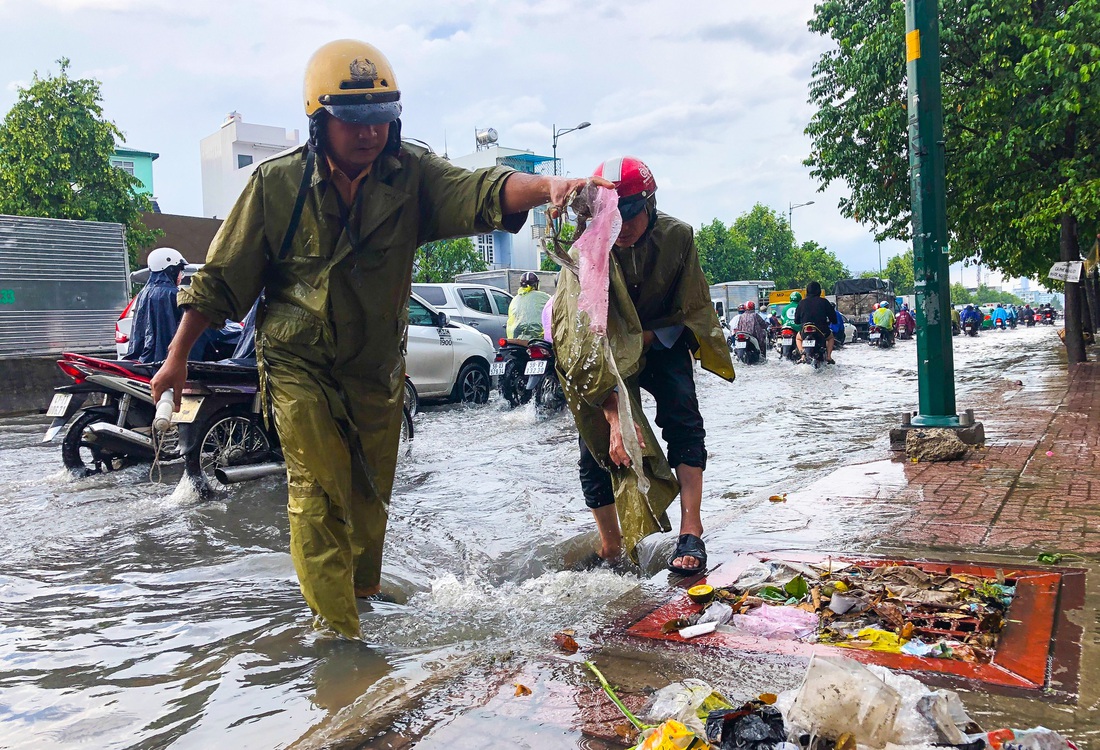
0, 215, 130, 356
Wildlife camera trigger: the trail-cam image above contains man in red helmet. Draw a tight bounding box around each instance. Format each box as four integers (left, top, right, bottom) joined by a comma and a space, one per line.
552, 156, 735, 575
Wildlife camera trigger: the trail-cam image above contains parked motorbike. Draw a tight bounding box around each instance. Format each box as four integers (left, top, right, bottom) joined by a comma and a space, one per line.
732, 331, 765, 365
777, 326, 801, 362
492, 338, 533, 408
868, 324, 895, 348
963, 319, 980, 337
43, 353, 179, 476
523, 339, 565, 412
800, 324, 828, 369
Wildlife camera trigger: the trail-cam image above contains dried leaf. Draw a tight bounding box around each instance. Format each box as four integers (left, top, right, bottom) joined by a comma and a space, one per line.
769, 494, 788, 503
514, 683, 532, 697
553, 632, 580, 654
759, 693, 778, 705
661, 617, 691, 634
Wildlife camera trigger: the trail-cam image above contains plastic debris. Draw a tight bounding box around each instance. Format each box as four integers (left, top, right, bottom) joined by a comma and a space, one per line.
678, 621, 718, 639
637, 719, 707, 750
643, 679, 731, 738
730, 604, 817, 640
705, 703, 787, 750
698, 601, 734, 626
787, 655, 901, 748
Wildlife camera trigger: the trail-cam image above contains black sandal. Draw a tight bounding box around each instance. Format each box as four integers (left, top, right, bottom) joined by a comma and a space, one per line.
667, 533, 707, 575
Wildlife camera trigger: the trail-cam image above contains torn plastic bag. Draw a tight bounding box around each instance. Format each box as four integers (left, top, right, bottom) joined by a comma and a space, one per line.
787, 655, 901, 749
644, 679, 730, 738
730, 604, 817, 640
697, 601, 734, 626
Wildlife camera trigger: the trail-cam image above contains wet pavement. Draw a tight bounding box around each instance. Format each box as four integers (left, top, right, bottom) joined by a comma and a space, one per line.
1, 324, 1097, 749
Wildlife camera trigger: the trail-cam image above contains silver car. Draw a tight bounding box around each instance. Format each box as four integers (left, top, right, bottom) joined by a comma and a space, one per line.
411, 282, 513, 344
406, 292, 495, 403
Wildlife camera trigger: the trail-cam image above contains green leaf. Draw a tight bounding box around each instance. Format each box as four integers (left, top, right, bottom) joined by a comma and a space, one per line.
784, 575, 809, 600
757, 586, 788, 601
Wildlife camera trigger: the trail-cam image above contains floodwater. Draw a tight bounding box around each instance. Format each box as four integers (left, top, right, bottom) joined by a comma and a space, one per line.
0, 324, 1084, 749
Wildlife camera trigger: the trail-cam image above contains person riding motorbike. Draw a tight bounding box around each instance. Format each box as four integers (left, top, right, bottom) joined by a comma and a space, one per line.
506, 271, 551, 339
829, 309, 848, 345
733, 299, 768, 354
872, 301, 896, 332
781, 291, 802, 333
951, 306, 962, 333
794, 281, 838, 363
895, 304, 916, 337
150, 39, 601, 639
1022, 304, 1035, 325
991, 303, 1010, 329
553, 156, 734, 576
961, 304, 982, 331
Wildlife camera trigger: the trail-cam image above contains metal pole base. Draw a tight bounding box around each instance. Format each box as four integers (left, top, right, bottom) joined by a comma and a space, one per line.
890, 408, 985, 451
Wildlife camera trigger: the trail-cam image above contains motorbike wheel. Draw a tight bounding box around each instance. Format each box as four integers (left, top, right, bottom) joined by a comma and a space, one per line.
185, 411, 272, 495
453, 362, 490, 404
499, 361, 532, 408
61, 410, 127, 476
535, 372, 566, 412
404, 378, 419, 418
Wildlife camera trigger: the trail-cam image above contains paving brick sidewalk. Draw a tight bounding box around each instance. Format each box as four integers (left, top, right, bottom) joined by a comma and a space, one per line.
884, 361, 1100, 556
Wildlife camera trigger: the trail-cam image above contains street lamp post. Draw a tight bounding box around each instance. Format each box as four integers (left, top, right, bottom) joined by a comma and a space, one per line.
552, 121, 591, 176
788, 200, 815, 231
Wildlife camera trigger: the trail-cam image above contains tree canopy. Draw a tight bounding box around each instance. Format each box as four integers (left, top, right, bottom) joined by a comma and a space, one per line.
0, 58, 157, 267
805, 1, 1100, 281
413, 237, 486, 282
696, 203, 850, 292
950, 282, 1025, 306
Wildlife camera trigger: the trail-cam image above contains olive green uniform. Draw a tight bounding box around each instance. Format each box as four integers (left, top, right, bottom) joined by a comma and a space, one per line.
551, 212, 734, 559
179, 143, 522, 638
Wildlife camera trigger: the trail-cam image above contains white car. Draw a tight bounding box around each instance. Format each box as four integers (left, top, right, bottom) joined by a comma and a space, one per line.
115, 284, 495, 404
406, 292, 495, 403
411, 282, 513, 344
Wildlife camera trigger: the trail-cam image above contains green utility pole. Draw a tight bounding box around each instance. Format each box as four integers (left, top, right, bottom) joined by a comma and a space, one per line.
906, 0, 958, 427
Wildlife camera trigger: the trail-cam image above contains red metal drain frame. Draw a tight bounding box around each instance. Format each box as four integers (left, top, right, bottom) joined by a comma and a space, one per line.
623, 553, 1083, 700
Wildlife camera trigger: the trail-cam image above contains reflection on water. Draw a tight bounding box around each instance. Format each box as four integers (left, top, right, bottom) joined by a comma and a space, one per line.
0, 327, 1070, 748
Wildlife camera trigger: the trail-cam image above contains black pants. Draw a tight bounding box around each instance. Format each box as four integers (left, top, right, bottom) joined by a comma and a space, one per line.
578, 335, 706, 509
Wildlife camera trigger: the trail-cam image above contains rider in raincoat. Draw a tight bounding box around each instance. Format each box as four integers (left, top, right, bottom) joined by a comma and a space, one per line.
552, 157, 734, 575
506, 271, 551, 339
991, 304, 1010, 328
125, 247, 187, 363
872, 302, 896, 330
152, 40, 594, 639
780, 292, 802, 332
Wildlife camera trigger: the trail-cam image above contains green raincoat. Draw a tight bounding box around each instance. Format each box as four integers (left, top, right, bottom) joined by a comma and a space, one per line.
178, 142, 522, 638
506, 286, 551, 339
551, 211, 734, 559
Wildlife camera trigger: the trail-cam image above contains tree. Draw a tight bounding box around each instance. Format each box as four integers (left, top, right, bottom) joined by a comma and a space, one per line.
0, 58, 157, 268
540, 223, 574, 272
790, 240, 851, 294
883, 250, 915, 295
805, 1, 1100, 362
696, 218, 751, 284
413, 237, 486, 282
950, 282, 973, 306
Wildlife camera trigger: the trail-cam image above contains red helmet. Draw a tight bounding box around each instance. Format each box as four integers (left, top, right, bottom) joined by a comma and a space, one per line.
747, 301, 756, 310
593, 156, 657, 199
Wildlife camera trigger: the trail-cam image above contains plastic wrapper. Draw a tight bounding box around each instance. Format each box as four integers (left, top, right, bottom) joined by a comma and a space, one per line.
644, 679, 730, 738
787, 655, 901, 748
573, 186, 620, 335
637, 719, 707, 750
698, 601, 734, 626
730, 605, 817, 640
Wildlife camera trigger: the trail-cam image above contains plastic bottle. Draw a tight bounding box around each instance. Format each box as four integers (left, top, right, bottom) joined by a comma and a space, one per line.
153, 389, 174, 432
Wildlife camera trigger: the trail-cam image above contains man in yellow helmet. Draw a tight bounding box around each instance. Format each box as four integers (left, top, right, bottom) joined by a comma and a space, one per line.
151, 40, 602, 639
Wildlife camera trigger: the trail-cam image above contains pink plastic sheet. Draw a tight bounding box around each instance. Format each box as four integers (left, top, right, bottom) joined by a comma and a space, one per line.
573, 187, 621, 334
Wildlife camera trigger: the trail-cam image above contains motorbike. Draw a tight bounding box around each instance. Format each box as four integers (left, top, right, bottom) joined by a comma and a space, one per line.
182, 363, 415, 495
492, 338, 532, 408
1008, 315, 1018, 329
766, 322, 781, 350
952, 321, 961, 336
962, 318, 980, 337
43, 353, 180, 476
1025, 313, 1036, 328
777, 326, 801, 362
1042, 310, 1055, 326
523, 339, 566, 412
994, 317, 1007, 330
895, 315, 915, 340
868, 324, 895, 348
800, 324, 828, 369
732, 331, 765, 365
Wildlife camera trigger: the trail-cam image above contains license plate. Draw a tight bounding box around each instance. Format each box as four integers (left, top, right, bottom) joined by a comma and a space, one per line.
173, 396, 204, 425
734, 341, 747, 349
525, 360, 547, 376
489, 361, 506, 376
870, 333, 881, 340
780, 338, 793, 345
45, 393, 72, 418
803, 340, 816, 348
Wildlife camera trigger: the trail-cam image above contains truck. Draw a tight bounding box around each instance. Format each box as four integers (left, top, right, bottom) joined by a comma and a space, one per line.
453, 268, 558, 296
709, 280, 776, 322
834, 277, 895, 341
0, 214, 130, 357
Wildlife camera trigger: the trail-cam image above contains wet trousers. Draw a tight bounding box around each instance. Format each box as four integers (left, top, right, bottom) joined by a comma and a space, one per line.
578, 336, 706, 509
264, 346, 404, 639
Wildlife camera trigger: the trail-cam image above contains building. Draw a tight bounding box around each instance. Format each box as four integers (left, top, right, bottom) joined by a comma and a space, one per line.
200, 112, 299, 219
111, 147, 159, 207
139, 212, 223, 266
1011, 278, 1064, 307
449, 144, 556, 270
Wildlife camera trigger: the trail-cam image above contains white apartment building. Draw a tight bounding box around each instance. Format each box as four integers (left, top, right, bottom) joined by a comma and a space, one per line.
200, 112, 299, 218
449, 144, 556, 270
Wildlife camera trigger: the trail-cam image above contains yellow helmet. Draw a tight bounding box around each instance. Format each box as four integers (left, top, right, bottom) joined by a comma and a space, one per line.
303, 39, 401, 125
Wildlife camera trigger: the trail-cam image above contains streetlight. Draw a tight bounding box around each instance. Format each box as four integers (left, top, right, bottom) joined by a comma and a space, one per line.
552, 121, 591, 176
788, 200, 815, 230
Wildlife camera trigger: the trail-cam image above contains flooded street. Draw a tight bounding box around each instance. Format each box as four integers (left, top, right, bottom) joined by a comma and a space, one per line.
0, 326, 1076, 749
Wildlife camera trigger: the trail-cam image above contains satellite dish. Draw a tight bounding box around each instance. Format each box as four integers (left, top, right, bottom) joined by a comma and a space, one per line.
475, 128, 498, 147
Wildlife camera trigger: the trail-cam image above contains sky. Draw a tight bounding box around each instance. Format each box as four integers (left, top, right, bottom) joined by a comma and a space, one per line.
0, 0, 1017, 288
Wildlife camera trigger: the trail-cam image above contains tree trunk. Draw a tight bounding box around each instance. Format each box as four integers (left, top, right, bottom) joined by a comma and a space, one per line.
1060, 212, 1086, 364
1081, 282, 1093, 336
1090, 270, 1100, 333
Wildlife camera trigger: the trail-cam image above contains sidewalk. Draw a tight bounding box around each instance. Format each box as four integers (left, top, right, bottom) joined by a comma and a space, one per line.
884, 361, 1100, 556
